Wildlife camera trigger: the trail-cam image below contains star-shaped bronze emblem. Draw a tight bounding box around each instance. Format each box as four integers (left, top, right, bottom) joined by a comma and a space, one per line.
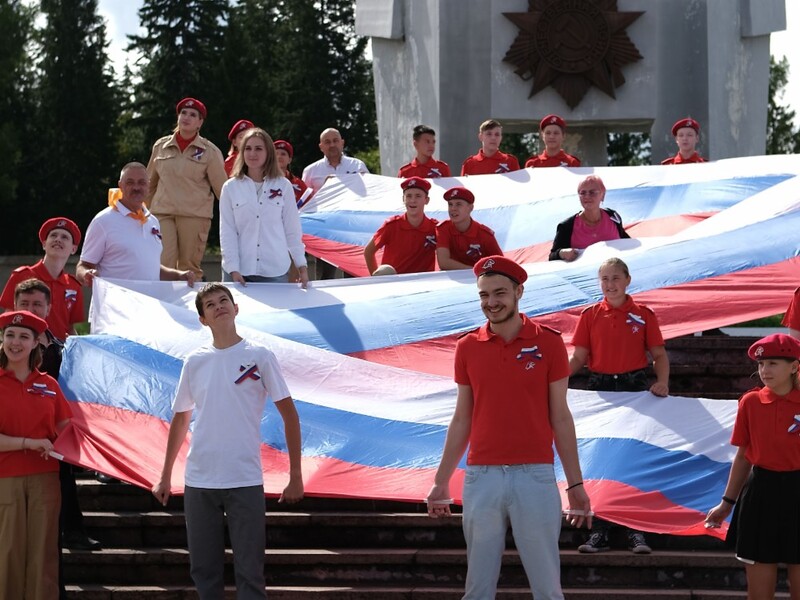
503, 0, 644, 109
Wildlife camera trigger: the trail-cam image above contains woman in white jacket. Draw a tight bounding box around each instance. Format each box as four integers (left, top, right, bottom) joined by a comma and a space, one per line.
220, 128, 309, 287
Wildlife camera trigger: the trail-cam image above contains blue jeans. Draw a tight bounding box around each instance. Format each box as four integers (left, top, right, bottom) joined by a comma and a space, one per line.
462, 464, 564, 600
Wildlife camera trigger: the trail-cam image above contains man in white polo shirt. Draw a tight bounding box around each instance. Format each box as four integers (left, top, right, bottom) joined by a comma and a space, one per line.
301, 127, 369, 195
76, 162, 195, 286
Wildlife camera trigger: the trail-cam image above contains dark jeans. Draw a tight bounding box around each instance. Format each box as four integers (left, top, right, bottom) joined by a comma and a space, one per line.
587, 369, 648, 392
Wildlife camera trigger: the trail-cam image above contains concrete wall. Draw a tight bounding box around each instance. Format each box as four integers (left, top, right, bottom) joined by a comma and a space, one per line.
357, 0, 785, 170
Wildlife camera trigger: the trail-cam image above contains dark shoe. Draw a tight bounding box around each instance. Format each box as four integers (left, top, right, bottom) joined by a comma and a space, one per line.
628, 531, 652, 554
578, 531, 610, 553
62, 531, 102, 551
94, 471, 118, 484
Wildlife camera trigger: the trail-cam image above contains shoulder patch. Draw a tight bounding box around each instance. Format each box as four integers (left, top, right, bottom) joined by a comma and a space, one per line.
540, 324, 562, 336
12, 265, 33, 274
478, 223, 496, 235
457, 327, 481, 339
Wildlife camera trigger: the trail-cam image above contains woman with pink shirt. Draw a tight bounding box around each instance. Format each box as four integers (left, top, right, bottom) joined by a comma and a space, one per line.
548, 175, 629, 261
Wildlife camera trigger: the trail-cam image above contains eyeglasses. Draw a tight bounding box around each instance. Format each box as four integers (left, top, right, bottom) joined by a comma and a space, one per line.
578, 189, 602, 197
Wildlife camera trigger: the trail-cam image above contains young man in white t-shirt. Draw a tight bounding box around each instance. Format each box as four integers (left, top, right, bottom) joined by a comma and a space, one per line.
152, 282, 303, 598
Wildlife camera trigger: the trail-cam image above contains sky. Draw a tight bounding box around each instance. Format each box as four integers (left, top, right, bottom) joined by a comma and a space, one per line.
97, 0, 800, 116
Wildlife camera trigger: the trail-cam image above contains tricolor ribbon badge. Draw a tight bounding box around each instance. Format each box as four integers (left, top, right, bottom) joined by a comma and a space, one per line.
626, 313, 646, 327
466, 243, 482, 258
28, 382, 57, 397
496, 163, 510, 173
151, 227, 162, 240
192, 148, 205, 161
517, 346, 542, 361
235, 363, 262, 385
424, 235, 436, 249
269, 189, 283, 199
429, 168, 442, 177
789, 414, 800, 434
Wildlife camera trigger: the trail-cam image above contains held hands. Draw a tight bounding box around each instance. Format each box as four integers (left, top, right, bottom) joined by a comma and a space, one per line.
559, 248, 579, 262
426, 483, 453, 518
24, 437, 54, 459
278, 476, 304, 504
704, 501, 732, 529
565, 485, 593, 529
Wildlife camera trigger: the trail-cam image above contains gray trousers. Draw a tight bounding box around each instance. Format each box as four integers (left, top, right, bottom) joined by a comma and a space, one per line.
184, 485, 267, 599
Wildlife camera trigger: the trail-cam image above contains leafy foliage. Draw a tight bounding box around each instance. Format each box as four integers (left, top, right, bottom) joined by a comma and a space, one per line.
766, 55, 800, 155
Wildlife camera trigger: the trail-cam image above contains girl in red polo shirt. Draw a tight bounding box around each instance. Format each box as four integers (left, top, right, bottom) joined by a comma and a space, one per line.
706, 334, 800, 598
0, 310, 72, 599
569, 257, 669, 554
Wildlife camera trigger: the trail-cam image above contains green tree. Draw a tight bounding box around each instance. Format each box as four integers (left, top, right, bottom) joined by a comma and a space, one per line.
607, 133, 651, 166
766, 55, 800, 155
127, 0, 230, 156
10, 0, 119, 254
0, 0, 34, 227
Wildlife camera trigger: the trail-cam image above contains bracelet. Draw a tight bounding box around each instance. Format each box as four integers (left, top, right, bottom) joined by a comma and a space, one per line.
722, 495, 737, 506
21, 437, 26, 451
566, 481, 584, 491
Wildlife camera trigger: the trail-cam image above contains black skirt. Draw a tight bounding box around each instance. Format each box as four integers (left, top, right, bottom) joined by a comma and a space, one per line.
726, 467, 800, 564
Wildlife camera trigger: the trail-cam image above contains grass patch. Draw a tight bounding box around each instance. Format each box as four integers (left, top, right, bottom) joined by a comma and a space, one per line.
727, 314, 784, 328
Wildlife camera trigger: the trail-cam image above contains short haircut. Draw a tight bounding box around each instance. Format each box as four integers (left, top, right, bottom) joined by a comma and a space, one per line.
195, 282, 235, 317
15, 278, 51, 304
578, 174, 606, 192
120, 161, 147, 181
599, 257, 630, 278
479, 119, 502, 133
413, 125, 436, 140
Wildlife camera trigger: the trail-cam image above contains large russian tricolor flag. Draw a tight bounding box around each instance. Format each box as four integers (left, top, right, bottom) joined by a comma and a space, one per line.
54, 155, 800, 539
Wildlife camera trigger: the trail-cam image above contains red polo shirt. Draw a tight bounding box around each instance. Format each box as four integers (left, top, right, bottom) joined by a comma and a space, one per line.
571, 296, 664, 374
1, 260, 85, 342
436, 219, 503, 266
455, 315, 569, 465
731, 386, 800, 471
781, 287, 800, 330
0, 368, 72, 478
661, 152, 706, 165
398, 158, 451, 179
461, 150, 521, 176
372, 214, 438, 274
525, 150, 581, 168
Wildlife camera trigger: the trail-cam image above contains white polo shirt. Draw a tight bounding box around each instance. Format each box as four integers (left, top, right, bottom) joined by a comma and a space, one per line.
80, 205, 163, 281
301, 155, 369, 193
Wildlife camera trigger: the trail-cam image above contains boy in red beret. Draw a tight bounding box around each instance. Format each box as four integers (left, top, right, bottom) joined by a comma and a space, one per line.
364, 177, 439, 275
436, 186, 503, 270
274, 140, 310, 208
662, 118, 707, 165
0, 217, 84, 341
461, 120, 521, 176
525, 114, 581, 168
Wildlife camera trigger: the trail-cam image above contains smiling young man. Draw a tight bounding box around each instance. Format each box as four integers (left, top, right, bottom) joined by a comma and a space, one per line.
461, 119, 520, 176
364, 177, 438, 275
661, 118, 707, 165
1, 217, 84, 341
525, 114, 581, 168
152, 283, 303, 599
435, 186, 503, 270
427, 255, 592, 599
397, 125, 451, 178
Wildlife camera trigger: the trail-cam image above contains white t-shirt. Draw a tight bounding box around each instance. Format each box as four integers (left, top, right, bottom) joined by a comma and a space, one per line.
80, 206, 162, 281
301, 155, 369, 193
172, 338, 292, 489
219, 175, 307, 277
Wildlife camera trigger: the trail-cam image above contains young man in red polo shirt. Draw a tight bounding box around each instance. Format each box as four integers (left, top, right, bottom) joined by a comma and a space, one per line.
0, 218, 84, 341
364, 177, 438, 275
436, 186, 503, 270
661, 118, 707, 165
427, 255, 592, 599
525, 114, 581, 168
397, 125, 452, 179
461, 119, 521, 176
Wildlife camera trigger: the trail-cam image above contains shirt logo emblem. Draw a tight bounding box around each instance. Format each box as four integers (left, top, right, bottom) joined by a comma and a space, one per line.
151, 227, 162, 240
429, 168, 442, 177
517, 345, 543, 361
466, 243, 482, 258
626, 313, 645, 333
269, 188, 283, 199
235, 363, 262, 385
424, 234, 436, 248
28, 382, 57, 397
789, 414, 800, 434
192, 148, 205, 161
495, 163, 510, 173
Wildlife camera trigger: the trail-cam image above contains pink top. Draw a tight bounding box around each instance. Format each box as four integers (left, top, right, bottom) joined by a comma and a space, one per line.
571, 212, 621, 250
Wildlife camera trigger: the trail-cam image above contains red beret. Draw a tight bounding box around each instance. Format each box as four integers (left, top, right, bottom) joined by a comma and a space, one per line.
540, 114, 566, 131
748, 334, 800, 361
671, 118, 700, 136
274, 140, 294, 158
39, 217, 81, 246
473, 255, 527, 285
227, 119, 254, 141
400, 176, 431, 193
444, 186, 475, 204
0, 310, 48, 336
176, 97, 207, 119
